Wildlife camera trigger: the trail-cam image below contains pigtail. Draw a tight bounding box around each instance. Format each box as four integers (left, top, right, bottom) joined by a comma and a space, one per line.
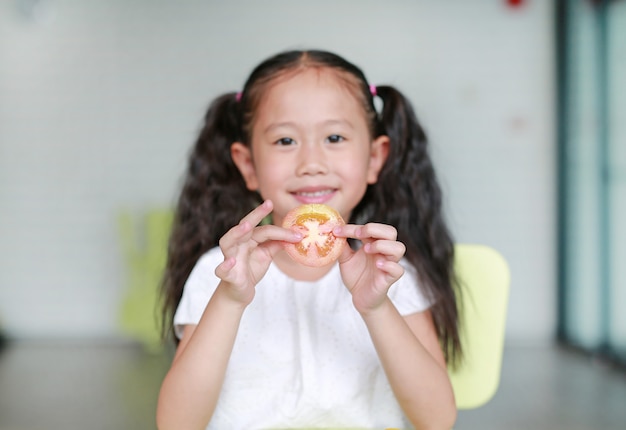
363, 85, 462, 365
160, 92, 258, 342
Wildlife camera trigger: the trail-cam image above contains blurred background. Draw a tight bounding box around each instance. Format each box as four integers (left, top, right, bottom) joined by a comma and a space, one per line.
0, 0, 624, 429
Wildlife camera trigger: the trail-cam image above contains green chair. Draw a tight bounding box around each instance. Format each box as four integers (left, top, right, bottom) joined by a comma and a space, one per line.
449, 244, 510, 409
117, 209, 174, 353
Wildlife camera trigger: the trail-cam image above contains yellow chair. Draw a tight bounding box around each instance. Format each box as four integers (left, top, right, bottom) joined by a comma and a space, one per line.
117, 209, 174, 352
449, 244, 510, 410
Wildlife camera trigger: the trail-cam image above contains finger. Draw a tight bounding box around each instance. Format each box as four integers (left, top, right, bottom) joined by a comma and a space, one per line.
375, 259, 405, 281
240, 199, 274, 228
214, 257, 237, 282
263, 240, 292, 259
334, 223, 398, 241
251, 224, 303, 245
337, 240, 355, 264
357, 223, 398, 241
219, 218, 255, 253
219, 200, 275, 251
363, 240, 406, 262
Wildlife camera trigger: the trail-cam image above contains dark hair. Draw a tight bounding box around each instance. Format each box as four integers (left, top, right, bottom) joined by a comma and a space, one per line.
161, 50, 462, 365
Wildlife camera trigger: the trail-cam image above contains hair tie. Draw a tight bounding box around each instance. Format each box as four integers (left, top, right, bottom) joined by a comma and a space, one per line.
369, 84, 377, 97
235, 92, 243, 102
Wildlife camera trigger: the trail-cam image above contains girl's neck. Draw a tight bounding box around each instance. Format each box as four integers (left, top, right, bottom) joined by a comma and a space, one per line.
272, 250, 336, 282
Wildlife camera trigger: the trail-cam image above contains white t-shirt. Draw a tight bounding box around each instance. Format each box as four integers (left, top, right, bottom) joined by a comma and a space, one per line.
174, 247, 431, 429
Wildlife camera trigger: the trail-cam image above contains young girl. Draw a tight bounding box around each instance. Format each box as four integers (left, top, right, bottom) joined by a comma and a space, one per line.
157, 50, 461, 430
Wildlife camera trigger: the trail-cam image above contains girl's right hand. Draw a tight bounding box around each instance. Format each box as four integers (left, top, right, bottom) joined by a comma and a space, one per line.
214, 200, 302, 306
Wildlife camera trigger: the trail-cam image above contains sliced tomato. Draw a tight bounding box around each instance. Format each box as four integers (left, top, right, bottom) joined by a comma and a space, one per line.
282, 204, 346, 267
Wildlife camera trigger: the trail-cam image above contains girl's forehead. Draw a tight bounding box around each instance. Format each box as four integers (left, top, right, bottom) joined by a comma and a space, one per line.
262, 67, 359, 98
246, 66, 372, 138
256, 70, 362, 119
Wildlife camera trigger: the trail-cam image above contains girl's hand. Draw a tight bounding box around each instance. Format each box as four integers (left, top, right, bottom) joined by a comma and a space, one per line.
214, 200, 302, 305
334, 223, 406, 314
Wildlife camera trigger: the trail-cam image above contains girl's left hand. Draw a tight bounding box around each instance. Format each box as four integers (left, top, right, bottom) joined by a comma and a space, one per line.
333, 223, 406, 314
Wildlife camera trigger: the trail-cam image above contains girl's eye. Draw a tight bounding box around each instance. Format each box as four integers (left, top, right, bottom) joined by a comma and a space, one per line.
326, 134, 345, 144
275, 137, 296, 146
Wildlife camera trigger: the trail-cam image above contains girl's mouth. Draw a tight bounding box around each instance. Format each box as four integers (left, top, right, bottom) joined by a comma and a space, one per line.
292, 188, 336, 204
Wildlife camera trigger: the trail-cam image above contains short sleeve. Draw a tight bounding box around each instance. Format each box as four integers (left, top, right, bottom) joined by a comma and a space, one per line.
172, 247, 224, 339
387, 259, 432, 316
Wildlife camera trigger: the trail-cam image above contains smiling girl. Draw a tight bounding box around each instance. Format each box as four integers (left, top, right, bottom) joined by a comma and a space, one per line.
157, 50, 461, 430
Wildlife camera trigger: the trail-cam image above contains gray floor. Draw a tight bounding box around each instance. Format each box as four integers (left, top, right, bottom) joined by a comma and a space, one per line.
0, 341, 625, 430
456, 345, 626, 430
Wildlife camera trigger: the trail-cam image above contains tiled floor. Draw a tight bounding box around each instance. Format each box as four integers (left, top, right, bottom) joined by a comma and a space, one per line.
0, 340, 625, 430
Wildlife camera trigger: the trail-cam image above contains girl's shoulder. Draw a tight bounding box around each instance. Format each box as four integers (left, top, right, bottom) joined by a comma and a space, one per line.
172, 247, 224, 337
398, 257, 418, 280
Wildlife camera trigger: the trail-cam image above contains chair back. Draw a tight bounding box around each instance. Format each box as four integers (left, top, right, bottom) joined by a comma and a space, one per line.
117, 209, 174, 352
449, 244, 510, 409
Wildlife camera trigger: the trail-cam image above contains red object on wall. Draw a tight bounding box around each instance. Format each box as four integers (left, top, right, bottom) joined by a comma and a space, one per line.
507, 0, 524, 7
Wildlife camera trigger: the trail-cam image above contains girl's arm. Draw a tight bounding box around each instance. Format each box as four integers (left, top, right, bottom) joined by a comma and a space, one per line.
335, 223, 456, 430
156, 200, 301, 430
362, 303, 456, 430
156, 286, 247, 430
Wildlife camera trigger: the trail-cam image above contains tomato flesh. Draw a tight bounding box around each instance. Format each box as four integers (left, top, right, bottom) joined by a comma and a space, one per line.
282, 204, 346, 267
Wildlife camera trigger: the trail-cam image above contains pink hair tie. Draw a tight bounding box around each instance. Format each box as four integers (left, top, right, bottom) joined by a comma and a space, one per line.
235, 92, 243, 102
369, 84, 377, 97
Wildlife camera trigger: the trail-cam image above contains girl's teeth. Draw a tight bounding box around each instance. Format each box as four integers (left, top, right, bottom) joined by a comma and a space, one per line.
298, 190, 332, 197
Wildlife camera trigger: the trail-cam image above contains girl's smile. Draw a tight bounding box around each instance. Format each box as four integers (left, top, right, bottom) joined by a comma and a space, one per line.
291, 186, 337, 205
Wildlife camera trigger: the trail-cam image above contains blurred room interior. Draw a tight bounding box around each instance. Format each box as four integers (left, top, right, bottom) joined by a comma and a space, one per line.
0, 0, 625, 429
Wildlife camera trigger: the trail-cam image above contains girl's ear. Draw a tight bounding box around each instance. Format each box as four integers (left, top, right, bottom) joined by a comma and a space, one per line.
367, 135, 390, 184
231, 142, 259, 191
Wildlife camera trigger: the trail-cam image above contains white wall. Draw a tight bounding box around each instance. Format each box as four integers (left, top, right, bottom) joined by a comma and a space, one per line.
0, 0, 556, 343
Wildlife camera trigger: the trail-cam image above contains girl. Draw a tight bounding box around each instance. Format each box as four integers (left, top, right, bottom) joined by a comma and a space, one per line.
157, 50, 461, 430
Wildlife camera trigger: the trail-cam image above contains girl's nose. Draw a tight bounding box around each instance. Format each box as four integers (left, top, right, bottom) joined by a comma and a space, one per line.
295, 143, 329, 176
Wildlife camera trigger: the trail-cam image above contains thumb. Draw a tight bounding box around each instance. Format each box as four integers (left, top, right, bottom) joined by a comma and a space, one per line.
337, 241, 354, 264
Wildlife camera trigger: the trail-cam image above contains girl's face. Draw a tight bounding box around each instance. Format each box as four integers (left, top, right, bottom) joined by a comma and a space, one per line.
231, 68, 389, 227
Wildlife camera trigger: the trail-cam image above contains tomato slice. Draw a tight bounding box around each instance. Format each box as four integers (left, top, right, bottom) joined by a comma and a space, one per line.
282, 204, 346, 267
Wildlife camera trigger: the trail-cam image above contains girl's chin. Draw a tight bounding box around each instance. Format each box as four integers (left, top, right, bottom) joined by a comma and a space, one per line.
272, 251, 336, 282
